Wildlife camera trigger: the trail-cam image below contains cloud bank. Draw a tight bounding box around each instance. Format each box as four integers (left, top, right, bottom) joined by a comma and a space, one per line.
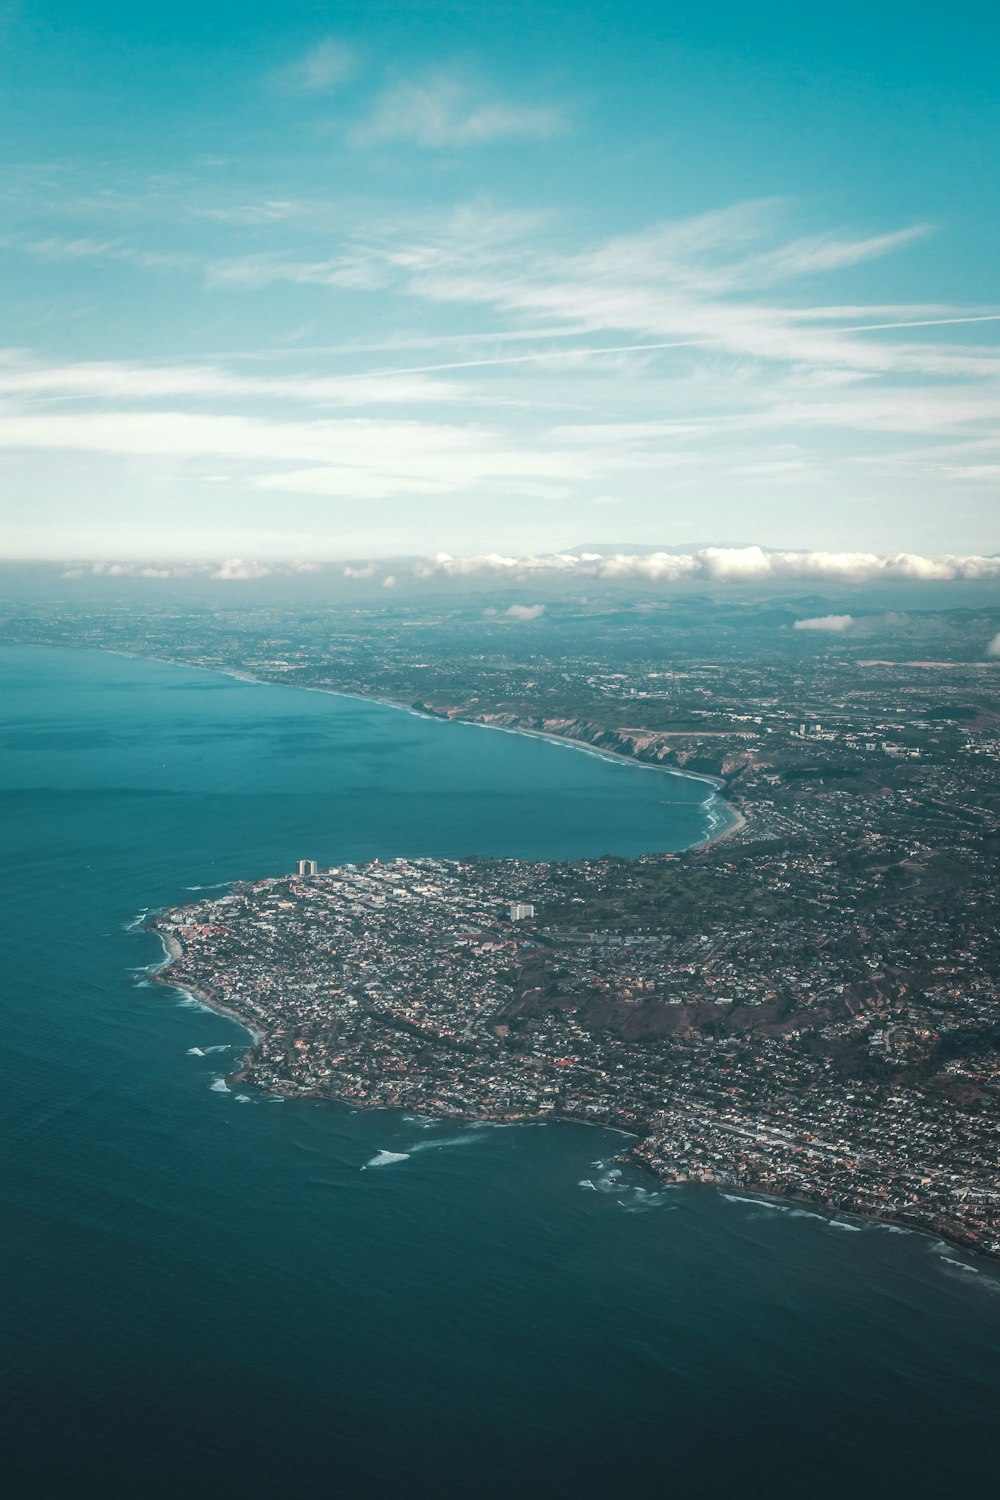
60, 547, 1000, 587
411, 546, 1000, 585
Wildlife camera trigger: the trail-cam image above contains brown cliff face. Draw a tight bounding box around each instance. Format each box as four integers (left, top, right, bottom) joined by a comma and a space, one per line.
413, 702, 762, 783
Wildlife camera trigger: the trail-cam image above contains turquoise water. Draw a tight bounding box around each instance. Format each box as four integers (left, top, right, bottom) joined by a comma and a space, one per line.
1, 644, 997, 1499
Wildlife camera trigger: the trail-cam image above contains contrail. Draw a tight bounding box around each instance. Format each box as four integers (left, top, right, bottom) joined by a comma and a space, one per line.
837, 313, 1000, 333
351, 314, 1000, 378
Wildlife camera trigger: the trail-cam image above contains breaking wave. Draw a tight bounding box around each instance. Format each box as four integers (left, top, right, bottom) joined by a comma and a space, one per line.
364, 1150, 411, 1168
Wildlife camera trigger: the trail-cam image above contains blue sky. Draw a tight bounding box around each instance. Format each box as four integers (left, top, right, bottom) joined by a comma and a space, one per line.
2, 0, 998, 563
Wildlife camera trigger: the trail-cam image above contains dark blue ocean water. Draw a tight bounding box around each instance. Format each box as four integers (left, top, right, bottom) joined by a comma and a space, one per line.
1, 645, 997, 1500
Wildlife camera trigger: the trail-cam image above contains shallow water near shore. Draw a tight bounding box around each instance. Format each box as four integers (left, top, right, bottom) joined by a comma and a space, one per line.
1, 644, 998, 1499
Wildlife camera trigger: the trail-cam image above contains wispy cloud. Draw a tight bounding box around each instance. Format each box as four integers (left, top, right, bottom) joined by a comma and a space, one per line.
0, 408, 588, 500
6, 194, 999, 544
351, 73, 569, 147
270, 38, 358, 95
18, 237, 193, 271
0, 353, 468, 408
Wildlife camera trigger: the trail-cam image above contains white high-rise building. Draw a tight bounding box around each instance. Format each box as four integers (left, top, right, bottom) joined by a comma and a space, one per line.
297, 859, 318, 877
509, 902, 535, 922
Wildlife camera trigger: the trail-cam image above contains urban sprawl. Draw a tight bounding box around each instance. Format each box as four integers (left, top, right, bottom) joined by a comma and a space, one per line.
4, 584, 998, 1256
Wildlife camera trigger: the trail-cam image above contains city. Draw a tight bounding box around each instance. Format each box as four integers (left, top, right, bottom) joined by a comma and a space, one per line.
141, 619, 999, 1258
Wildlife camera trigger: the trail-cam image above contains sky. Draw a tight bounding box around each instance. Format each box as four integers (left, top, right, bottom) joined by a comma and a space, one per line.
1, 0, 999, 564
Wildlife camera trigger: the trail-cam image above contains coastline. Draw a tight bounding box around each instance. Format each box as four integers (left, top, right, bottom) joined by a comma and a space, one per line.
142, 921, 994, 1266
114, 644, 987, 1265
100, 646, 741, 852
147, 927, 262, 1046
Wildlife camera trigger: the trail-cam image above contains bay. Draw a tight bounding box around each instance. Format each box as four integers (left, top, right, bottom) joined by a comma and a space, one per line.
0, 644, 997, 1499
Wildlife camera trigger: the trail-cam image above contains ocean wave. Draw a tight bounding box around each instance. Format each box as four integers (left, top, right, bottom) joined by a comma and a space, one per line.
234, 1094, 252, 1103
209, 1079, 231, 1093
828, 1219, 863, 1232
187, 1046, 205, 1056
594, 1170, 624, 1194
936, 1258, 1000, 1294
620, 1186, 674, 1213
722, 1193, 780, 1209
202, 1044, 231, 1055
364, 1150, 411, 1168
578, 1178, 597, 1191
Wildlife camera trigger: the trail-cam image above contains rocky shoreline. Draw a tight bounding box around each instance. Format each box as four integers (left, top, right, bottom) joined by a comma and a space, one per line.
146, 920, 993, 1265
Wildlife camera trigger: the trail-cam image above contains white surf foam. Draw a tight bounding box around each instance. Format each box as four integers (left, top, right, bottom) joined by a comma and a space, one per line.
594, 1170, 624, 1194
187, 1047, 205, 1056
364, 1150, 411, 1168
828, 1219, 863, 1232
209, 1079, 231, 1093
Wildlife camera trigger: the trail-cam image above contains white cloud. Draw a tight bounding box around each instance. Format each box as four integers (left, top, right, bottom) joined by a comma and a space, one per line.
794, 613, 854, 632
210, 558, 271, 580
414, 548, 1000, 585
0, 353, 466, 408
271, 39, 357, 94
987, 632, 1000, 657
82, 560, 192, 578
381, 573, 397, 588
352, 74, 569, 147
60, 559, 324, 580
8, 195, 1000, 550
20, 237, 193, 271
505, 602, 546, 619
0, 408, 588, 499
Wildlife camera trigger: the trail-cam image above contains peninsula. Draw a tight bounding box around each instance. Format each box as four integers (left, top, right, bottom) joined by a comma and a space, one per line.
150, 816, 999, 1258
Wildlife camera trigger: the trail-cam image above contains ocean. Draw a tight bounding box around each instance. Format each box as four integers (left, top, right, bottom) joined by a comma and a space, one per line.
1, 644, 997, 1499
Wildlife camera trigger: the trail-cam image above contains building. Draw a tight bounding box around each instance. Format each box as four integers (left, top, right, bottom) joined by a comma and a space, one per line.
509, 902, 535, 922
297, 859, 318, 876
